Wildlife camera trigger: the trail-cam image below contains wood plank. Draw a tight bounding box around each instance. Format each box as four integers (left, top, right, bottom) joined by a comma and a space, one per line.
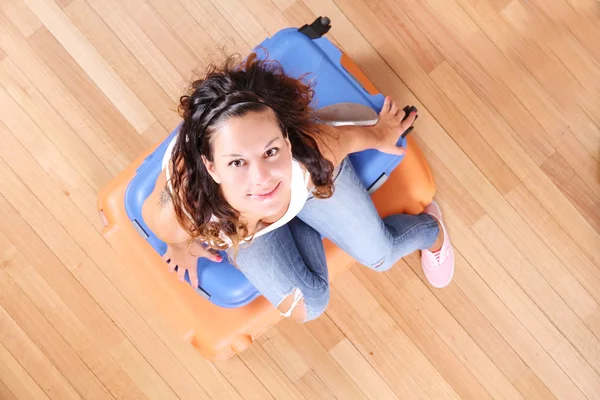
208, 0, 269, 46
238, 345, 306, 400
329, 338, 399, 400
63, 0, 180, 131
0, 183, 124, 353
313, 309, 429, 400
0, 280, 81, 400
471, 198, 600, 325
512, 370, 558, 400
423, 0, 581, 152
28, 27, 149, 160
0, 121, 239, 400
2, 0, 600, 398
214, 356, 275, 400
556, 135, 600, 199
295, 370, 337, 400
429, 0, 584, 152
504, 183, 600, 310
243, 0, 292, 37
0, 379, 17, 400
501, 0, 600, 94
0, 153, 209, 400
324, 282, 458, 400
304, 311, 345, 352
332, 270, 379, 320
586, 310, 600, 341
498, 0, 600, 144
352, 265, 523, 400
391, 0, 559, 164
21, 0, 155, 132
429, 61, 600, 281
541, 152, 600, 234
0, 341, 50, 400
142, 120, 170, 147
548, 0, 600, 63
276, 317, 369, 399
453, 0, 600, 166
452, 0, 598, 151
423, 201, 587, 400
144, 0, 217, 61
0, 28, 134, 180
411, 150, 564, 400
257, 328, 349, 399
258, 329, 310, 381
271, 0, 295, 12
472, 216, 600, 395
176, 0, 250, 56
0, 272, 115, 400
566, 113, 600, 164
0, 58, 116, 189
0, 0, 42, 38
80, 0, 184, 103
418, 142, 487, 228
0, 99, 101, 231
364, 0, 445, 74
110, 0, 199, 78
0, 233, 149, 399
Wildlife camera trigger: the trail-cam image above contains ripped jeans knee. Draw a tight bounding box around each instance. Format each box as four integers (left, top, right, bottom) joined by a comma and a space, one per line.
278, 286, 330, 323
364, 255, 392, 272
279, 288, 304, 318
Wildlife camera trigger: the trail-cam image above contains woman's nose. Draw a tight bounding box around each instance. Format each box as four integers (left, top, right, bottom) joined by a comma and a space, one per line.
250, 161, 270, 186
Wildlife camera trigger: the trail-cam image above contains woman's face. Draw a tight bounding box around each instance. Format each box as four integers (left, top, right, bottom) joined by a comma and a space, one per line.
202, 109, 293, 222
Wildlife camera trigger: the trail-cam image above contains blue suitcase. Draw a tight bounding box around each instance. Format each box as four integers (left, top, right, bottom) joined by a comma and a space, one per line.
123, 21, 407, 309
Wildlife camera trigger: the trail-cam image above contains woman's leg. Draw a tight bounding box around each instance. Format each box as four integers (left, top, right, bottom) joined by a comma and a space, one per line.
229, 217, 330, 322
298, 157, 440, 272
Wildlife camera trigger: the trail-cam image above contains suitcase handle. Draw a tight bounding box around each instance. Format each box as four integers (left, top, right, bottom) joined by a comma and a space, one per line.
298, 16, 331, 39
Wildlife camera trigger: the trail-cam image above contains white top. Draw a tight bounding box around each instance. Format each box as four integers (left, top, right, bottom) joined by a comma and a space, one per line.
162, 137, 311, 246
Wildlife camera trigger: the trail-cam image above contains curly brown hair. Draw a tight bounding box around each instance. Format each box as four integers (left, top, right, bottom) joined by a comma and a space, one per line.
168, 52, 335, 256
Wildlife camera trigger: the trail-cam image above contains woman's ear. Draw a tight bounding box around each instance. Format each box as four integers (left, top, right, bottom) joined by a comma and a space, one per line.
202, 155, 222, 184
283, 134, 292, 154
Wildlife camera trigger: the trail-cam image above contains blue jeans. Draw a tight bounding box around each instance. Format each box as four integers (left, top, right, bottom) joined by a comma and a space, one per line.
229, 157, 439, 321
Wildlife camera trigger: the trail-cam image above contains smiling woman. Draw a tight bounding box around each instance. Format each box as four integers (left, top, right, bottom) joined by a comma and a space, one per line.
158, 105, 313, 249
201, 109, 298, 224
141, 52, 453, 323
153, 54, 335, 254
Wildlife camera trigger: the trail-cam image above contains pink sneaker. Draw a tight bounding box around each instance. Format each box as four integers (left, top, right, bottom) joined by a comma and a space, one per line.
420, 201, 455, 288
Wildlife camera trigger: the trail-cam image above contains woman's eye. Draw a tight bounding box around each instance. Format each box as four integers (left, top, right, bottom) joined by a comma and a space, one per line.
229, 159, 245, 168
266, 147, 279, 157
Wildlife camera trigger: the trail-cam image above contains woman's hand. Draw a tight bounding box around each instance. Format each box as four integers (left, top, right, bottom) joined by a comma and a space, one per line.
373, 96, 418, 156
162, 240, 222, 289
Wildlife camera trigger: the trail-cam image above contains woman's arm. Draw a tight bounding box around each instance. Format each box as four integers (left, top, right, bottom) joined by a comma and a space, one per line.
315, 97, 417, 166
142, 172, 191, 245
142, 172, 221, 287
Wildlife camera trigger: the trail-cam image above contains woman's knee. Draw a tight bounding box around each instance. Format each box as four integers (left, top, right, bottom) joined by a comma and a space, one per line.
278, 295, 307, 323
353, 253, 393, 272
278, 287, 330, 323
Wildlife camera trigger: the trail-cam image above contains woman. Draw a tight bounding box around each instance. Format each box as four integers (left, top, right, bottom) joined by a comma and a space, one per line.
142, 54, 454, 323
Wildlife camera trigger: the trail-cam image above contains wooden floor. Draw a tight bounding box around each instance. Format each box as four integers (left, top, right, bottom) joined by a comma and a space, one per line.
1, 0, 600, 398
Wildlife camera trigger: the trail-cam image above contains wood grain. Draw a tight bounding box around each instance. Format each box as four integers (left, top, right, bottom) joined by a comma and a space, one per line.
2, 0, 600, 398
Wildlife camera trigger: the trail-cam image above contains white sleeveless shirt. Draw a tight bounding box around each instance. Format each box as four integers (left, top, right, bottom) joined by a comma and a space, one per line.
161, 137, 311, 247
